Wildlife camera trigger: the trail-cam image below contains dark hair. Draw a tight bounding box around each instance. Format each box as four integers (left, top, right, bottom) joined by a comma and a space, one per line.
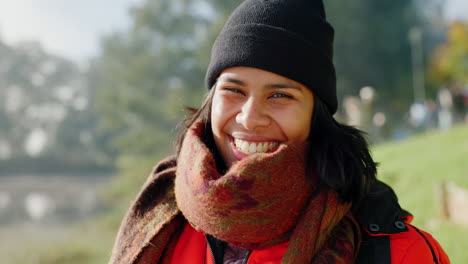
175, 87, 215, 156
176, 87, 377, 206
307, 97, 377, 205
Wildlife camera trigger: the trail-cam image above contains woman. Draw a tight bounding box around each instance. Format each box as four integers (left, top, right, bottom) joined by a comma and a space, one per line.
110, 0, 450, 263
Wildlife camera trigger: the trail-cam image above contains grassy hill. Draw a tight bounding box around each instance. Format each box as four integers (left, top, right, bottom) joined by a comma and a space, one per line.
372, 124, 468, 262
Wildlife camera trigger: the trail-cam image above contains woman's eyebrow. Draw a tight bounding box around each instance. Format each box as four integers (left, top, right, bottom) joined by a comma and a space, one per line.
217, 77, 246, 85
217, 77, 302, 91
266, 83, 303, 91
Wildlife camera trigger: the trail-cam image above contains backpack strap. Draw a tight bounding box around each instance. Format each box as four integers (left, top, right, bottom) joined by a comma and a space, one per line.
411, 225, 439, 264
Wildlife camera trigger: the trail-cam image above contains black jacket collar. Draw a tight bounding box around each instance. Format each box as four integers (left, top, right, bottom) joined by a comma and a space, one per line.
354, 181, 411, 235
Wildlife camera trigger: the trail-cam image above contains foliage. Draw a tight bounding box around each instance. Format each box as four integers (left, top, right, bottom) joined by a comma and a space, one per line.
428, 22, 468, 86
0, 39, 112, 173
0, 41, 78, 157
327, 0, 435, 114
91, 1, 219, 144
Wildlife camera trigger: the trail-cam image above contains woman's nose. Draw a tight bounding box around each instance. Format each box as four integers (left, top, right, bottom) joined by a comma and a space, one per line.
235, 98, 271, 130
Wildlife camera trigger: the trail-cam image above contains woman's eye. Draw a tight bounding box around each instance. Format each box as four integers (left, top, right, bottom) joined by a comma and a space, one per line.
224, 87, 244, 94
270, 93, 293, 99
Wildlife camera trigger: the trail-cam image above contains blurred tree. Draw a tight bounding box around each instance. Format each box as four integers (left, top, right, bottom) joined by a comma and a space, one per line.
428, 22, 468, 86
91, 0, 242, 163
0, 40, 79, 158
0, 38, 109, 173
327, 0, 436, 115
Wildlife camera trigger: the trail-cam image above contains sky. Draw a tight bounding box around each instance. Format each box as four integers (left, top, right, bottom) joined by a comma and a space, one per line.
0, 0, 467, 66
0, 0, 143, 65
446, 0, 468, 21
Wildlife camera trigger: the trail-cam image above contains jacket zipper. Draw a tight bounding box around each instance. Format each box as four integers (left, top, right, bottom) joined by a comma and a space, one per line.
206, 235, 252, 264
242, 250, 252, 264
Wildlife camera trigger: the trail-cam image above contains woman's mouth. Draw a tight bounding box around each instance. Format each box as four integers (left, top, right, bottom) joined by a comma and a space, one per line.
233, 138, 280, 154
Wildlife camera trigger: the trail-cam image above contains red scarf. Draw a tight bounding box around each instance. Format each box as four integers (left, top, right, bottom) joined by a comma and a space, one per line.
175, 121, 360, 263
109, 120, 360, 263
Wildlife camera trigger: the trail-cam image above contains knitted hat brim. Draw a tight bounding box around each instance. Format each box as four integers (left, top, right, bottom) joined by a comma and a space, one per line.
205, 24, 337, 114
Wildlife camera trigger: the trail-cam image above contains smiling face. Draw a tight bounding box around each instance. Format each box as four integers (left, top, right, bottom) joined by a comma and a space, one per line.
211, 66, 314, 169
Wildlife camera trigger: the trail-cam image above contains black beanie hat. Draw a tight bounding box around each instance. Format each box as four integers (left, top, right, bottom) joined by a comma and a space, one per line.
205, 0, 338, 114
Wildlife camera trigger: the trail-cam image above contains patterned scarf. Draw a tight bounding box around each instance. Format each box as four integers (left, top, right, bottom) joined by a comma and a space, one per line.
109, 120, 360, 263
175, 121, 360, 263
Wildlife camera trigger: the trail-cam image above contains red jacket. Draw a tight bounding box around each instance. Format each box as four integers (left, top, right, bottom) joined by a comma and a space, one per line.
171, 181, 450, 264
171, 221, 449, 264
108, 158, 450, 264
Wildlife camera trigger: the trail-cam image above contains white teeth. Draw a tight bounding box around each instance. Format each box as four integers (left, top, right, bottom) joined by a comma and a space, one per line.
256, 143, 263, 152
241, 141, 249, 153
249, 143, 256, 154
234, 138, 279, 154
262, 142, 269, 152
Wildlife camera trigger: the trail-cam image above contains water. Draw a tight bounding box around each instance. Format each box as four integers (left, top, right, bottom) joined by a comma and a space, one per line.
0, 174, 111, 225
0, 173, 113, 261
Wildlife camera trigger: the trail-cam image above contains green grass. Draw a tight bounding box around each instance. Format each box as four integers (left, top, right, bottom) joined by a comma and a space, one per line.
372, 123, 468, 263
2, 221, 115, 264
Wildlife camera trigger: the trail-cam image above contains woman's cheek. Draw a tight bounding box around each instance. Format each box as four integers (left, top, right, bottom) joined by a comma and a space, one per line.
279, 109, 311, 143
212, 97, 226, 119
211, 96, 236, 133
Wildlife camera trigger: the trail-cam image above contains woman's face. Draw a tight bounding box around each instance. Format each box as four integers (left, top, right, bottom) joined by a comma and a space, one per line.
211, 66, 314, 169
